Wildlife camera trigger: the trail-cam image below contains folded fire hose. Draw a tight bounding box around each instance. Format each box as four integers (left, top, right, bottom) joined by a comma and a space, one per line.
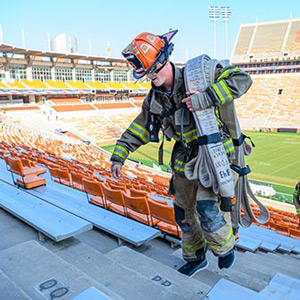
183, 54, 269, 229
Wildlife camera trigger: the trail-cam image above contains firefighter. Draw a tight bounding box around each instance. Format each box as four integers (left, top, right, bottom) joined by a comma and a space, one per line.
110, 30, 252, 276
293, 180, 300, 229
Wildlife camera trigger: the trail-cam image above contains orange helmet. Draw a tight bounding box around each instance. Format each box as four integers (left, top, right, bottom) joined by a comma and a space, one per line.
122, 30, 178, 79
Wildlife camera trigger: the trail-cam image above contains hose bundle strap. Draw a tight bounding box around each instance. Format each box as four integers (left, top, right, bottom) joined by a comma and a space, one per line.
198, 132, 222, 145
230, 164, 251, 177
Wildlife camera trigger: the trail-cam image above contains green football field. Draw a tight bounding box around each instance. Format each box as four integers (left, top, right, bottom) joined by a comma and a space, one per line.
103, 131, 300, 191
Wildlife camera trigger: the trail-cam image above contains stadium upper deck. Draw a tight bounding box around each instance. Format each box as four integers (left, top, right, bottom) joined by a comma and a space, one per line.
0, 43, 155, 100
231, 18, 300, 74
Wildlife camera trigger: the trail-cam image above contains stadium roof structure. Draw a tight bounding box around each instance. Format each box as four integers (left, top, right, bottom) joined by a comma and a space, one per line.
0, 43, 126, 63
231, 18, 300, 63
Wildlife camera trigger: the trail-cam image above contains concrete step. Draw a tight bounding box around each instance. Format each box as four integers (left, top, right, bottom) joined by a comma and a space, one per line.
0, 207, 37, 251
106, 245, 210, 300
205, 278, 274, 300
0, 240, 123, 300
72, 287, 115, 300
242, 251, 300, 280
135, 241, 222, 288
231, 250, 276, 282
206, 251, 269, 291
51, 239, 190, 300
0, 268, 31, 300
173, 249, 268, 292
261, 251, 300, 270
259, 273, 300, 300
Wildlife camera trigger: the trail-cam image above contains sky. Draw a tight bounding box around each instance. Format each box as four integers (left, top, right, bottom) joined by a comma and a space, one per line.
0, 0, 299, 62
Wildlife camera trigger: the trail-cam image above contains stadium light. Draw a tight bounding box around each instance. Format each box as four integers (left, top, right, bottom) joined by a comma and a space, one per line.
208, 6, 221, 58
220, 6, 232, 58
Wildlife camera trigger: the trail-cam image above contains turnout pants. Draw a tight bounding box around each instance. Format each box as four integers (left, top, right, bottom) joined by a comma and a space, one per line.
173, 173, 235, 261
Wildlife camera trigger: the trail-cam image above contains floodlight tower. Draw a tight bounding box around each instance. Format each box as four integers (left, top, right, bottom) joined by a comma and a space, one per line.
209, 6, 221, 58
221, 6, 232, 58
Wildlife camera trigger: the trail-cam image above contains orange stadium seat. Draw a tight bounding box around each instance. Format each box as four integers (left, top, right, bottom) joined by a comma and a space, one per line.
82, 178, 106, 208
147, 198, 181, 238
122, 193, 158, 226
56, 168, 71, 186
7, 157, 46, 189
101, 184, 127, 216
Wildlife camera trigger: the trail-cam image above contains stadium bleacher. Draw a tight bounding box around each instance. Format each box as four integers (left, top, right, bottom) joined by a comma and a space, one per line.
87, 81, 108, 89
236, 74, 300, 129
6, 80, 26, 89
45, 80, 70, 89
22, 80, 49, 89
52, 104, 95, 112
49, 97, 82, 104
105, 81, 126, 89
66, 81, 90, 89
232, 18, 300, 63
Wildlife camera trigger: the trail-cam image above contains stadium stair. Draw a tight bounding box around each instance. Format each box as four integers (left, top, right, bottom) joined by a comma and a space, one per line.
0, 241, 124, 300
53, 241, 197, 300
0, 180, 92, 242
72, 287, 115, 300
173, 248, 268, 292
105, 245, 210, 299
206, 272, 300, 300
0, 268, 31, 300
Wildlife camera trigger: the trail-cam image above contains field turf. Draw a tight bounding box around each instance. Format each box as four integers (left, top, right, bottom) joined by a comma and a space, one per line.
103, 131, 300, 188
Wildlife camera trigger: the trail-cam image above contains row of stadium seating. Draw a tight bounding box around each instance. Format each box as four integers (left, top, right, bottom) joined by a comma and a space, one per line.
0, 123, 171, 197
0, 80, 151, 90
51, 102, 139, 112
1, 106, 40, 112
232, 19, 300, 62
0, 101, 140, 113
1, 122, 299, 239
52, 104, 96, 112
49, 98, 81, 104
61, 113, 139, 141
0, 124, 180, 239
251, 204, 300, 239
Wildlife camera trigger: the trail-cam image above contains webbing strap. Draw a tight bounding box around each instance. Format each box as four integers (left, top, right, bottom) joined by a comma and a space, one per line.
198, 132, 222, 145
232, 134, 246, 146
230, 164, 251, 177
232, 134, 255, 147
157, 105, 178, 122
159, 136, 164, 165
180, 105, 190, 151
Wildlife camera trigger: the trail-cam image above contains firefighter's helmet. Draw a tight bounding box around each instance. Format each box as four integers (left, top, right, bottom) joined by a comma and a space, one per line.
122, 30, 178, 79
